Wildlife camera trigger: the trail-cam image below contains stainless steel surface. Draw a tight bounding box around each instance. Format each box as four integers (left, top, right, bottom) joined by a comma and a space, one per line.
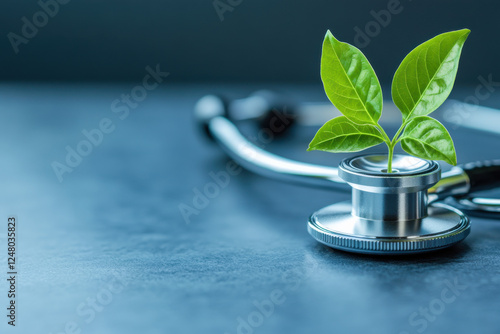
449, 197, 500, 214
339, 155, 440, 221
308, 201, 470, 254
428, 166, 470, 202
340, 155, 440, 192
307, 155, 470, 254
352, 190, 428, 221
468, 197, 500, 206
344, 155, 433, 175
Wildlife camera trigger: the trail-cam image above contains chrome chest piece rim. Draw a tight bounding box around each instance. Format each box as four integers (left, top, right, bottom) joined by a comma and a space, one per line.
307, 155, 471, 255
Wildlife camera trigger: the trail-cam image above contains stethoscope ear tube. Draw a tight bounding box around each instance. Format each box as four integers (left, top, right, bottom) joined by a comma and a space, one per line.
194, 94, 230, 142
460, 160, 500, 194
445, 196, 500, 218
444, 160, 500, 218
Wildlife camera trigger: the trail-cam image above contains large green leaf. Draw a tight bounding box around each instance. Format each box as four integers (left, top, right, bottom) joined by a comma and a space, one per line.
392, 29, 470, 122
307, 116, 385, 153
321, 30, 383, 125
400, 116, 456, 165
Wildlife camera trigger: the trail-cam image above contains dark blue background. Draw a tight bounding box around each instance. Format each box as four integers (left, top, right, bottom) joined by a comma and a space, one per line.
0, 0, 498, 83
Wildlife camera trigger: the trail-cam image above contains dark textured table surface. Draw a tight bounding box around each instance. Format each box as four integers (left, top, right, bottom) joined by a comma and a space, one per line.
0, 83, 499, 334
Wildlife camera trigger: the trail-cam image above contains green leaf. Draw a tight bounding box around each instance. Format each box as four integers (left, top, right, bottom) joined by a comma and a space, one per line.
400, 116, 457, 165
321, 30, 383, 125
307, 116, 385, 153
392, 29, 470, 122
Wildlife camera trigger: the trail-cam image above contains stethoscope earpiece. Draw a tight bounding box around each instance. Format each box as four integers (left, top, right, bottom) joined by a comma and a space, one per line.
194, 94, 229, 142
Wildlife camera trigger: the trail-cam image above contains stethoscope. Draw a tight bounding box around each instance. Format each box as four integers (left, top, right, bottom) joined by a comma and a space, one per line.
195, 90, 500, 255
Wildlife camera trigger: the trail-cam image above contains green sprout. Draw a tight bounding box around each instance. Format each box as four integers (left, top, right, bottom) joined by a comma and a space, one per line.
308, 29, 470, 172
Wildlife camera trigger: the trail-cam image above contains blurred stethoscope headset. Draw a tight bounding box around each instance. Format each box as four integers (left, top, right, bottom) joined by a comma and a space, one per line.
195, 90, 500, 255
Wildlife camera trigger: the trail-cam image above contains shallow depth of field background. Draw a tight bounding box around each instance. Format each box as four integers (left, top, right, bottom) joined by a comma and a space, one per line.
0, 0, 498, 86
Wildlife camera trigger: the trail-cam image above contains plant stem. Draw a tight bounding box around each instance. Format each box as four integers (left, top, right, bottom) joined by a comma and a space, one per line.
385, 121, 407, 173
375, 124, 391, 145
391, 122, 406, 144
387, 143, 394, 173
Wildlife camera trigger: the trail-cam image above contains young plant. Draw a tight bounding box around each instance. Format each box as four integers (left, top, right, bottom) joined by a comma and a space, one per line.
307, 29, 470, 172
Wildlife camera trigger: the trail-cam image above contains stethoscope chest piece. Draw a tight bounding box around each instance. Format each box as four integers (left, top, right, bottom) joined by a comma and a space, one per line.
307, 155, 471, 254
